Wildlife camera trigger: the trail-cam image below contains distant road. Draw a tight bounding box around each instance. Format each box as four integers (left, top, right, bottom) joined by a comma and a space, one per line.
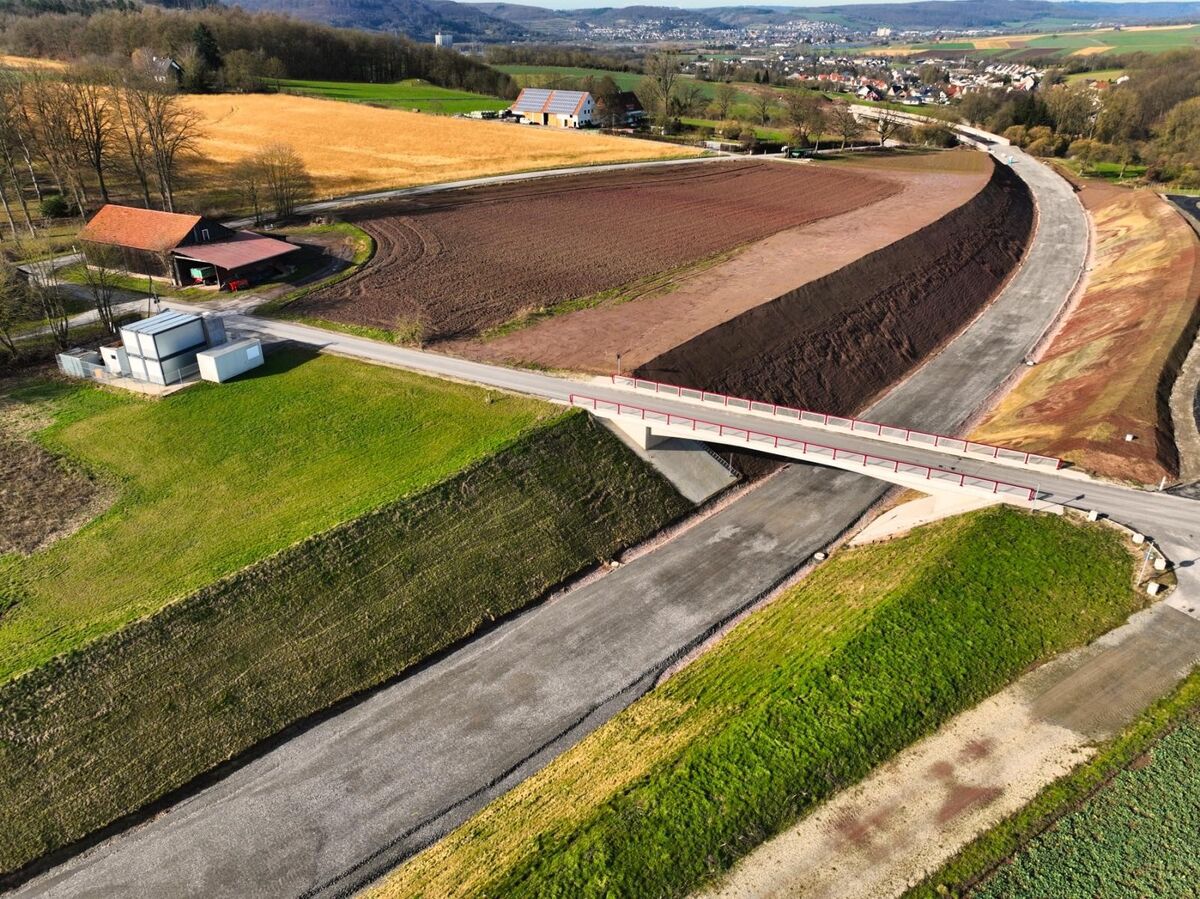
13, 142, 1109, 899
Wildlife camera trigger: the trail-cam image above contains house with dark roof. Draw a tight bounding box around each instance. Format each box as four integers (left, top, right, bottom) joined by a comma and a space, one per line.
510, 89, 595, 128
79, 205, 301, 290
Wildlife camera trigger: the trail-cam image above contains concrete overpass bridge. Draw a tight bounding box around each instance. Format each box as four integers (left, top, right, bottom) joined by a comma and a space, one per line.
574, 375, 1063, 503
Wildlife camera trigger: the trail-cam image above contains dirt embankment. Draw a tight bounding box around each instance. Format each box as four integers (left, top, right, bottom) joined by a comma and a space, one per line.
973, 182, 1200, 483
290, 162, 900, 342
636, 161, 1034, 443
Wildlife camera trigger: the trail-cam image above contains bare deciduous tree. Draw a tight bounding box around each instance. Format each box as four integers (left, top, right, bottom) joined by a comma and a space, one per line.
874, 108, 905, 147
253, 143, 312, 219
829, 104, 865, 149
118, 76, 199, 212
64, 66, 116, 204
80, 243, 122, 335
25, 259, 69, 349
0, 262, 34, 356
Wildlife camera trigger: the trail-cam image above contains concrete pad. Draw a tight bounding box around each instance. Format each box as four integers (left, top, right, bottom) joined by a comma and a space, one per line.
849, 492, 1003, 545
603, 420, 738, 504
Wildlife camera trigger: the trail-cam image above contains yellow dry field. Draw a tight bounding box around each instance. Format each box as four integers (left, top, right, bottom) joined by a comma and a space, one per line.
184, 94, 698, 196
0, 55, 66, 71
973, 187, 1200, 483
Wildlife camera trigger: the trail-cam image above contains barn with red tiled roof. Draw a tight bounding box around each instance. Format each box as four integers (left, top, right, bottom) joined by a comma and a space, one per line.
79, 204, 300, 290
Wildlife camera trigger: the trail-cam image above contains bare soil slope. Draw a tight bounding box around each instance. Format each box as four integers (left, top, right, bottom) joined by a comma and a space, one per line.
636, 162, 1033, 423
290, 161, 900, 341
973, 182, 1200, 483
466, 151, 992, 373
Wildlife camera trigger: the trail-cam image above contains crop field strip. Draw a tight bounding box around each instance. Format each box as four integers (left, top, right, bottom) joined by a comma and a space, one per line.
371, 507, 1142, 899
908, 662, 1200, 899
0, 404, 689, 876
183, 93, 697, 199
274, 78, 510, 114
974, 715, 1200, 895
289, 161, 900, 341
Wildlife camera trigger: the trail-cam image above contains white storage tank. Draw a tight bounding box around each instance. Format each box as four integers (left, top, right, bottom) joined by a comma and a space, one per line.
198, 338, 264, 383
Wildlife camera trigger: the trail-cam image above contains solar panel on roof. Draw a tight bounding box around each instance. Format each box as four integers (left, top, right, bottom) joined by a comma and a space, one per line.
514, 88, 587, 115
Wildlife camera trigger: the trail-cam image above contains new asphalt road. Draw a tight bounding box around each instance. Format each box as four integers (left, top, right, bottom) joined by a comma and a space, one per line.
13, 145, 1136, 898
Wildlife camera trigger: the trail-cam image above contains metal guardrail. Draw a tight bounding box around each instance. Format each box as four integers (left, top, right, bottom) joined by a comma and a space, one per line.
572, 393, 1036, 502
609, 374, 1062, 471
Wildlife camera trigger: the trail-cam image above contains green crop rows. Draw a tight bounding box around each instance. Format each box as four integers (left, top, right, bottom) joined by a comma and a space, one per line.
0, 411, 688, 875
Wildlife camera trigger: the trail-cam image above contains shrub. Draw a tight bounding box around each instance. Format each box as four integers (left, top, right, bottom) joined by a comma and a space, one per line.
39, 194, 71, 219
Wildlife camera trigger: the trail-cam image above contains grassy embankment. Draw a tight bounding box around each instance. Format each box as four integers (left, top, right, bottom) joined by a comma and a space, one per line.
372, 507, 1143, 899
972, 187, 1200, 482
910, 665, 1200, 898
0, 352, 689, 874
0, 350, 556, 682
275, 77, 510, 115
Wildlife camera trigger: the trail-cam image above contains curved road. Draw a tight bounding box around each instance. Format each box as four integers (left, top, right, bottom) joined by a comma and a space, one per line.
13, 145, 1098, 898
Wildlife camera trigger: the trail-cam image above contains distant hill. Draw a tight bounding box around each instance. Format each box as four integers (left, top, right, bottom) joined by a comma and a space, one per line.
473, 0, 1200, 34
229, 0, 534, 41
222, 0, 1200, 43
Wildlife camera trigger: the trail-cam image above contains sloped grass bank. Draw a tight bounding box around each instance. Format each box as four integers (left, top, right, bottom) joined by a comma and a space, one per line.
0, 411, 689, 877
372, 508, 1141, 899
0, 349, 550, 683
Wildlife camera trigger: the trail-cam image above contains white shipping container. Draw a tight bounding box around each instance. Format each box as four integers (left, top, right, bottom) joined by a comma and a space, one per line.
198, 339, 264, 383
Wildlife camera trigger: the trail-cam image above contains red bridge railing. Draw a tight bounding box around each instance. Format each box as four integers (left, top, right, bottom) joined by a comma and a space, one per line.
573, 393, 1036, 502
609, 374, 1062, 471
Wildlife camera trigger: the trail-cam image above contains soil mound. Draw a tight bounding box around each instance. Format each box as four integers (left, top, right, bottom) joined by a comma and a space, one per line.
636, 162, 1034, 459
289, 161, 900, 341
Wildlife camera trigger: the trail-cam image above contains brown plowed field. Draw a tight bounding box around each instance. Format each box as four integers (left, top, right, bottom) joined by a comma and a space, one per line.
289, 161, 901, 341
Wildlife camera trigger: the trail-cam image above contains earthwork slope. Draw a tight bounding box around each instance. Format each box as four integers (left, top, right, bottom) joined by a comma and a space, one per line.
636, 160, 1034, 421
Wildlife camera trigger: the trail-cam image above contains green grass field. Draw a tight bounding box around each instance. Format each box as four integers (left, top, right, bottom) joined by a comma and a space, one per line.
0, 350, 553, 683
56, 262, 208, 300
495, 64, 645, 93
1065, 67, 1128, 82
373, 507, 1143, 899
274, 78, 509, 114
0, 405, 688, 875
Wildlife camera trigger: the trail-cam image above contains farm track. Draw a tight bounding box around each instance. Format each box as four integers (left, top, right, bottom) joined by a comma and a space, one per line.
290, 162, 900, 341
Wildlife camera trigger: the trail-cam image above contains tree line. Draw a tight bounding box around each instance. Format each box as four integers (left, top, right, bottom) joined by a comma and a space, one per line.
1, 4, 516, 97
956, 49, 1200, 183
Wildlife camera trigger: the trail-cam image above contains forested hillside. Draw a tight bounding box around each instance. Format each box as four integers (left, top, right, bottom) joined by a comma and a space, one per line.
0, 4, 516, 90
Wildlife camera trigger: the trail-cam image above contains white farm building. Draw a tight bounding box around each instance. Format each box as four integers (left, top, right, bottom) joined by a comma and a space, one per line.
511, 88, 595, 128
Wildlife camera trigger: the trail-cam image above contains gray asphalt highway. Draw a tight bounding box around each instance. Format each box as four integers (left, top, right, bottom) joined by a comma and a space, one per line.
12, 145, 1111, 899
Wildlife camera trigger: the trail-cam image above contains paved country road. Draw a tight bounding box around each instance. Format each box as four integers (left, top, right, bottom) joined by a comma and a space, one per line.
11, 144, 1113, 899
